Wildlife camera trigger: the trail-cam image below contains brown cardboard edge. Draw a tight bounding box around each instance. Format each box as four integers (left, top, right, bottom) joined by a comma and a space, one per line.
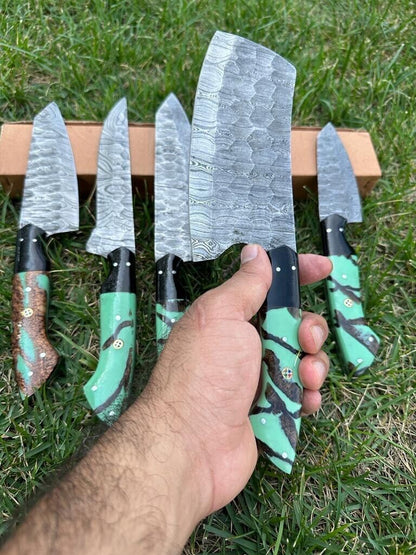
0, 123, 381, 200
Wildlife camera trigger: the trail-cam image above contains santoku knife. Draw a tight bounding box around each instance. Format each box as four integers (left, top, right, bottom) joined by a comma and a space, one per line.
12, 102, 79, 397
189, 31, 301, 473
317, 122, 380, 375
154, 93, 191, 353
83, 98, 136, 425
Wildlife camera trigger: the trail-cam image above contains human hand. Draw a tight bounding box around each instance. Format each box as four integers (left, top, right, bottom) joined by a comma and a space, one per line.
1, 245, 331, 555
143, 244, 331, 519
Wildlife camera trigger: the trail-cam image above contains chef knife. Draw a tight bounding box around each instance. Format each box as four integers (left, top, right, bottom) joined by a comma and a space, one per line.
317, 123, 380, 375
189, 31, 300, 474
83, 98, 136, 425
154, 93, 191, 353
12, 102, 79, 397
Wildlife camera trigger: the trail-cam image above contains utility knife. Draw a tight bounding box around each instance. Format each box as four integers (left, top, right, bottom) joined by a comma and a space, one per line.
154, 93, 191, 353
189, 31, 300, 473
317, 123, 380, 375
12, 102, 79, 397
83, 98, 136, 425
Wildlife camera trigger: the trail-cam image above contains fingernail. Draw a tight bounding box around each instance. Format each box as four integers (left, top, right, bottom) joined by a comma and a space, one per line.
311, 325, 325, 350
312, 359, 327, 382
240, 244, 258, 265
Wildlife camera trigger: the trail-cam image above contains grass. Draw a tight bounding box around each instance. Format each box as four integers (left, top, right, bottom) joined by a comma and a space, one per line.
0, 0, 415, 552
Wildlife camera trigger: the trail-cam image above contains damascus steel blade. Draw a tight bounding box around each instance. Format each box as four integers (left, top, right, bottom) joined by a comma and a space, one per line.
86, 98, 135, 257
19, 102, 79, 235
155, 93, 191, 262
189, 31, 296, 262
317, 123, 362, 223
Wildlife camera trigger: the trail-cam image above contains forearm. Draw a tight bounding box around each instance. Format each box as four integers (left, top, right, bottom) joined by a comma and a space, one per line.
2, 397, 205, 555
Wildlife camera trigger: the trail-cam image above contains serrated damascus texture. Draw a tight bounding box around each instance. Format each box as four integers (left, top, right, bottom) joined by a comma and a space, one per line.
189, 31, 296, 261
20, 102, 79, 235
154, 93, 191, 262
317, 123, 362, 223
86, 98, 135, 257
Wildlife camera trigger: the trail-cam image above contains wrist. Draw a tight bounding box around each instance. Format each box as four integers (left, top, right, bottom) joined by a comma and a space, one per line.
120, 396, 211, 552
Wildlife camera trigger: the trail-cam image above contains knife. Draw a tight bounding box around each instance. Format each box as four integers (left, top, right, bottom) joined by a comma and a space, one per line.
11, 102, 79, 397
154, 93, 192, 353
189, 31, 300, 474
83, 98, 136, 425
317, 123, 380, 375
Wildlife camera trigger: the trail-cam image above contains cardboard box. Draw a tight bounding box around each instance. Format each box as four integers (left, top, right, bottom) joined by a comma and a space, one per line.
0, 123, 381, 200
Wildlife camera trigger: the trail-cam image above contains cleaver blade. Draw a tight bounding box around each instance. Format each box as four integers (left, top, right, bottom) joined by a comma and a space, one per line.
189, 31, 301, 473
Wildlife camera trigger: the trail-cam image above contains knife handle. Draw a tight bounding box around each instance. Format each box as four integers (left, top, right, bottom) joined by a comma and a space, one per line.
155, 254, 187, 354
11, 224, 59, 397
249, 246, 302, 474
321, 214, 380, 376
84, 247, 136, 425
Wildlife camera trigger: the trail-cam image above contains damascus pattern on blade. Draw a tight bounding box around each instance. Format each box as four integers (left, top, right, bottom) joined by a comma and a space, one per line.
317, 123, 362, 223
20, 103, 78, 235
155, 93, 191, 262
189, 31, 296, 261
87, 98, 135, 257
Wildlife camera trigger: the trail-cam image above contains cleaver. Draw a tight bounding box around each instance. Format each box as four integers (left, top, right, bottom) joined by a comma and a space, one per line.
317, 123, 380, 375
12, 102, 79, 397
154, 93, 191, 353
83, 98, 136, 425
189, 31, 301, 474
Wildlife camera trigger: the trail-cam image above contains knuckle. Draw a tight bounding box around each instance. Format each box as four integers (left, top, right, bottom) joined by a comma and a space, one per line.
186, 293, 213, 331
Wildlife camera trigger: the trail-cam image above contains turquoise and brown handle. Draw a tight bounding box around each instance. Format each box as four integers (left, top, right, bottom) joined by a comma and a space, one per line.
155, 253, 187, 354
12, 223, 58, 397
321, 213, 380, 375
83, 247, 136, 425
250, 246, 303, 474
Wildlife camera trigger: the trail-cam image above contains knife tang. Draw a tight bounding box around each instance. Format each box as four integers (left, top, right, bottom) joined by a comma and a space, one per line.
321, 213, 380, 375
250, 245, 302, 474
84, 247, 136, 425
155, 254, 187, 354
12, 223, 59, 397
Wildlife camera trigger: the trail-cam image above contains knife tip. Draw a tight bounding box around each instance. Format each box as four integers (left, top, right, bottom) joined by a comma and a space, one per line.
318, 122, 337, 138
112, 97, 127, 111
35, 101, 63, 122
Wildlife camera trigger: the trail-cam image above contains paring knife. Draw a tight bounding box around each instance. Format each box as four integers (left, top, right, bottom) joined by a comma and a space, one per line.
317, 123, 380, 375
12, 102, 79, 397
189, 31, 300, 474
83, 98, 136, 425
154, 93, 191, 353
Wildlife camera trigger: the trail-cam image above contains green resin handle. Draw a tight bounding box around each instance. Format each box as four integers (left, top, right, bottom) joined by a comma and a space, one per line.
12, 224, 58, 397
321, 215, 380, 375
249, 246, 302, 474
326, 254, 380, 375
84, 248, 136, 425
84, 291, 136, 425
155, 254, 187, 354
156, 302, 186, 354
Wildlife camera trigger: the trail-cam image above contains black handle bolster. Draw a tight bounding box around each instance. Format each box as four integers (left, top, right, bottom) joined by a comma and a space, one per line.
14, 223, 48, 273
265, 246, 300, 310
156, 254, 186, 304
320, 214, 355, 257
101, 247, 136, 294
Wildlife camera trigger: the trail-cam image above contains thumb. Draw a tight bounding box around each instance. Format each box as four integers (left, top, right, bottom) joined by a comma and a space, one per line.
195, 244, 272, 322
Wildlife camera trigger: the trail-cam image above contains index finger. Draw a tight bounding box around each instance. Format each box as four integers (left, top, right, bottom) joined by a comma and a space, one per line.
298, 254, 332, 285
